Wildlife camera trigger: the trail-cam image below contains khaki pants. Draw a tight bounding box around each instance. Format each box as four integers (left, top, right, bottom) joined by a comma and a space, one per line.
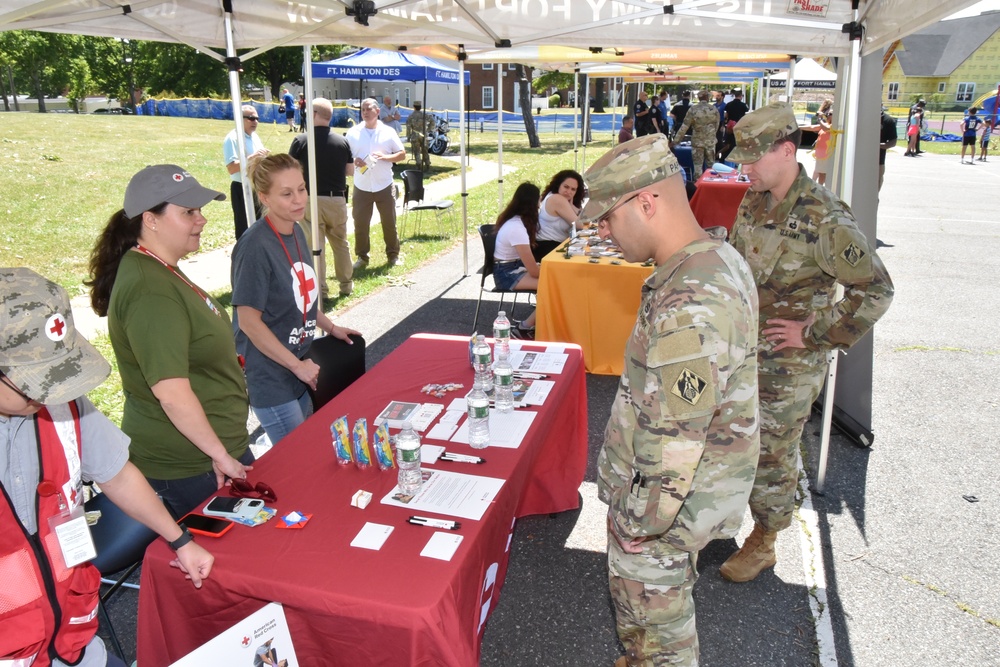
298, 195, 352, 296
351, 185, 399, 263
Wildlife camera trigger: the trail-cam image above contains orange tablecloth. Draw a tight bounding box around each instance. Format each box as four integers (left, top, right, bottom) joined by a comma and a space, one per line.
689, 172, 752, 233
536, 250, 653, 376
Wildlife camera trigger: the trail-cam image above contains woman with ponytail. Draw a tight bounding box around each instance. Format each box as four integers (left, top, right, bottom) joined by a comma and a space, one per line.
87, 165, 254, 518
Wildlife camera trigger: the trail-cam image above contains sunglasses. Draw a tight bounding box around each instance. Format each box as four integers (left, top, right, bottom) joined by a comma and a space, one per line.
229, 478, 277, 503
243, 116, 260, 122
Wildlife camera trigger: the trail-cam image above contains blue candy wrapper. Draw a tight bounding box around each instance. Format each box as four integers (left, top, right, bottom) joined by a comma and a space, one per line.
331, 416, 353, 465
352, 418, 372, 469
373, 423, 394, 470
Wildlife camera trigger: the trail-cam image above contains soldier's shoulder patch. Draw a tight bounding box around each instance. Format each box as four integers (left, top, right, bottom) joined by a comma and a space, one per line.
671, 367, 707, 406
841, 241, 865, 267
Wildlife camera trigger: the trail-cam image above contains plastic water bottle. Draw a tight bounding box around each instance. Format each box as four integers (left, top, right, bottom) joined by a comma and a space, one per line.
396, 421, 422, 495
493, 310, 511, 362
467, 386, 490, 449
493, 357, 514, 413
473, 334, 493, 393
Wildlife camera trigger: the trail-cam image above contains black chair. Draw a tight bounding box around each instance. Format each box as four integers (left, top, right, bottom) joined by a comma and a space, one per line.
85, 490, 160, 661
472, 223, 536, 333
399, 169, 455, 237
305, 333, 366, 410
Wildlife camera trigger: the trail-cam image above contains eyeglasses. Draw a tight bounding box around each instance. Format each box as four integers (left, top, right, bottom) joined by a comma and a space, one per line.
243, 116, 260, 122
598, 192, 658, 228
229, 478, 277, 503
0, 372, 33, 403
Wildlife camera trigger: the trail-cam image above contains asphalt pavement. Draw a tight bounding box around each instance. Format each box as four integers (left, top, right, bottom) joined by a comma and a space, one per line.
95, 145, 999, 666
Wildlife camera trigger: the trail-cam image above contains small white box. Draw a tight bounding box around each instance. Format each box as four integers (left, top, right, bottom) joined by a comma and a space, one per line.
351, 490, 372, 509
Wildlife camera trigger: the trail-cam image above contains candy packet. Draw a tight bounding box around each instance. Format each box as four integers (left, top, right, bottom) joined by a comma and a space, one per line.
373, 422, 394, 470
352, 418, 372, 469
330, 416, 353, 465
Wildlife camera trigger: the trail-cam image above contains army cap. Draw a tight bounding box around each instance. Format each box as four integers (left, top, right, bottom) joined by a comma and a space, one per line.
728, 103, 799, 164
123, 164, 225, 219
579, 134, 682, 224
0, 268, 110, 404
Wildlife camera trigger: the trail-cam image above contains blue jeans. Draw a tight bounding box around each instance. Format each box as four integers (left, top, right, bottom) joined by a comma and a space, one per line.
147, 447, 255, 519
254, 391, 313, 446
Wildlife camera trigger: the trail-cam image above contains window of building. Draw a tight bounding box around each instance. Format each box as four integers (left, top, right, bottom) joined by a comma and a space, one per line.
483, 86, 495, 109
937, 82, 946, 93
482, 63, 494, 70
957, 82, 975, 102
887, 82, 899, 101
508, 63, 517, 70
404, 89, 411, 106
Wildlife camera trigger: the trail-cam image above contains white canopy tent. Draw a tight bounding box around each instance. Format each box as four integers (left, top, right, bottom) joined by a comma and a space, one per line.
1, 0, 981, 474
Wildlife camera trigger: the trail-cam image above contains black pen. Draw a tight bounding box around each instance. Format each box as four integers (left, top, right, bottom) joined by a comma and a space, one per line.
441, 453, 485, 464
408, 516, 461, 530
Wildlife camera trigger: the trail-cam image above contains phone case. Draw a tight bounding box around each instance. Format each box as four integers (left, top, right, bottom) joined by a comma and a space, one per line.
179, 512, 234, 538
203, 496, 264, 520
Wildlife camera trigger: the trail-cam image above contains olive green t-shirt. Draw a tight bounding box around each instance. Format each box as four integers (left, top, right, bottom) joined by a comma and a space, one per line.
109, 251, 249, 479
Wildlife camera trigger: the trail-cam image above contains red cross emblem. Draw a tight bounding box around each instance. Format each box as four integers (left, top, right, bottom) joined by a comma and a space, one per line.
172, 173, 184, 182
241, 636, 251, 647
45, 314, 67, 341
291, 263, 318, 314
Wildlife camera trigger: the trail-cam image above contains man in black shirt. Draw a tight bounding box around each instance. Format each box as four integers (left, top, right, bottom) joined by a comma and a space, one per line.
720, 90, 750, 160
633, 90, 654, 137
669, 91, 691, 137
289, 97, 356, 298
879, 106, 898, 192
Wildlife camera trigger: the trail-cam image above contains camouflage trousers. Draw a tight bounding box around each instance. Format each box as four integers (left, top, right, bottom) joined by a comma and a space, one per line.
411, 136, 429, 168
690, 143, 714, 179
749, 369, 826, 532
609, 549, 699, 666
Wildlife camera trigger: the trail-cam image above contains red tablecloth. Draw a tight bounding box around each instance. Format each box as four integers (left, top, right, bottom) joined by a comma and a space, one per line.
136, 334, 587, 667
689, 172, 752, 233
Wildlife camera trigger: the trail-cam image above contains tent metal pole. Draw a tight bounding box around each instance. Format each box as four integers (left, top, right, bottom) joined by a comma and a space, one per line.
611, 77, 618, 144
303, 46, 321, 265
573, 68, 579, 172
816, 38, 861, 495
223, 11, 254, 229
497, 64, 504, 209
581, 74, 589, 170
459, 47, 468, 276
787, 57, 796, 106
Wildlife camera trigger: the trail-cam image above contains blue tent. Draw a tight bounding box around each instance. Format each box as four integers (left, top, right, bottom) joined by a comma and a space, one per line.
312, 48, 470, 85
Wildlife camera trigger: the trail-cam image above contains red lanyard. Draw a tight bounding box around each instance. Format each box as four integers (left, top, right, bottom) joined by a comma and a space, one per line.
264, 216, 311, 327
133, 245, 221, 317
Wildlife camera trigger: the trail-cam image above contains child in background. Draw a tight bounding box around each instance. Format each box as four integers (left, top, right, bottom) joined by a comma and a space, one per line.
978, 120, 993, 162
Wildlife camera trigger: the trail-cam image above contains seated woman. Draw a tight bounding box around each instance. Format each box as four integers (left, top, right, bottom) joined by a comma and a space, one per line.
494, 182, 542, 339
88, 164, 254, 517
232, 153, 361, 445
533, 170, 585, 261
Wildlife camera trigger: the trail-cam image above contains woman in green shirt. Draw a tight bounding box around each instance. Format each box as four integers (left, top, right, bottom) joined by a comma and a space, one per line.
87, 164, 254, 517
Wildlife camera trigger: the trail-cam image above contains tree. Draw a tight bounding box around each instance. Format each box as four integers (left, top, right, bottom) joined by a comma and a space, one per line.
593, 78, 606, 113
243, 46, 322, 99
65, 56, 93, 113
515, 65, 540, 148
136, 42, 228, 98
532, 70, 574, 101
0, 31, 76, 112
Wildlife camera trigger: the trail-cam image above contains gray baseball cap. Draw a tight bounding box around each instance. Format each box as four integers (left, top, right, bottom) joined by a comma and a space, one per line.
123, 164, 225, 219
728, 103, 800, 164
579, 134, 682, 224
0, 269, 110, 404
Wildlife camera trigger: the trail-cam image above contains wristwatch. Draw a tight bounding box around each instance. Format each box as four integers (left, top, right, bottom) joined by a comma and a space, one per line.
168, 525, 195, 551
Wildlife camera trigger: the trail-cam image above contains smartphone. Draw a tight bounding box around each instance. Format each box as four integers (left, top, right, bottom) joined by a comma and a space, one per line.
203, 496, 264, 520
179, 513, 234, 538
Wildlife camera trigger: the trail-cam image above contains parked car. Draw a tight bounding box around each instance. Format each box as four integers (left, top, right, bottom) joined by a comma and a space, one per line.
93, 107, 134, 115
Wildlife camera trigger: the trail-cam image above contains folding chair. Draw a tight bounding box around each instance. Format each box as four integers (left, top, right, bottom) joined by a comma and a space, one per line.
85, 490, 160, 660
399, 169, 455, 237
305, 333, 366, 409
472, 223, 536, 333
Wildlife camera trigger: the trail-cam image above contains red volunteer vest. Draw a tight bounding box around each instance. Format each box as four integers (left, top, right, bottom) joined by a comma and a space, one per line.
0, 402, 101, 666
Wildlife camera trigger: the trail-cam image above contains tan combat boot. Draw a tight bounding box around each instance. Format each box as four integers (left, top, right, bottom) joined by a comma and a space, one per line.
719, 523, 778, 582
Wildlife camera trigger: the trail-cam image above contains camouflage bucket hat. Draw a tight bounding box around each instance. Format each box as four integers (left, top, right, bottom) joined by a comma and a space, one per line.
0, 268, 110, 404
728, 103, 799, 164
579, 134, 682, 224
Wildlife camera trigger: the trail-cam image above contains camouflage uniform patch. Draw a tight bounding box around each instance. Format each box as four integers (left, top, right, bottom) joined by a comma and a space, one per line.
841, 241, 865, 267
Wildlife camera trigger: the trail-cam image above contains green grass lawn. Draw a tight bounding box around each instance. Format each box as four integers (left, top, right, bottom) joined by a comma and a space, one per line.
0, 112, 613, 421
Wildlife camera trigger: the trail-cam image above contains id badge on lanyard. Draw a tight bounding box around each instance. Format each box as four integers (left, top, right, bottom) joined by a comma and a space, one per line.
38, 480, 97, 568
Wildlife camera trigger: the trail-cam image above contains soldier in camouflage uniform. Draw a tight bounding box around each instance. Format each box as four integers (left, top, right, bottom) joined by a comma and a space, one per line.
579, 134, 761, 667
720, 103, 894, 583
406, 101, 432, 171
672, 90, 720, 180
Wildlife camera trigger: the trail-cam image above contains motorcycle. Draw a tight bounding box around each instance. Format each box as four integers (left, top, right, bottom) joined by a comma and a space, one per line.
427, 115, 450, 156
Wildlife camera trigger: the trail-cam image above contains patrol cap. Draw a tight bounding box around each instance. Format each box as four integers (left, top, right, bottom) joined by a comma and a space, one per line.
579, 134, 682, 224
123, 164, 225, 219
0, 269, 110, 404
728, 103, 799, 164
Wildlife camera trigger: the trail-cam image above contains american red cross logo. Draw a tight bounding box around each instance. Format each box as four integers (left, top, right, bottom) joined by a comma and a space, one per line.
290, 263, 318, 314
172, 173, 184, 182
45, 314, 67, 341
241, 636, 251, 647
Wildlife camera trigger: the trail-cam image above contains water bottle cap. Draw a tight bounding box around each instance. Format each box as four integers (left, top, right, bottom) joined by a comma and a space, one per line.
402, 421, 413, 430
498, 310, 506, 317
